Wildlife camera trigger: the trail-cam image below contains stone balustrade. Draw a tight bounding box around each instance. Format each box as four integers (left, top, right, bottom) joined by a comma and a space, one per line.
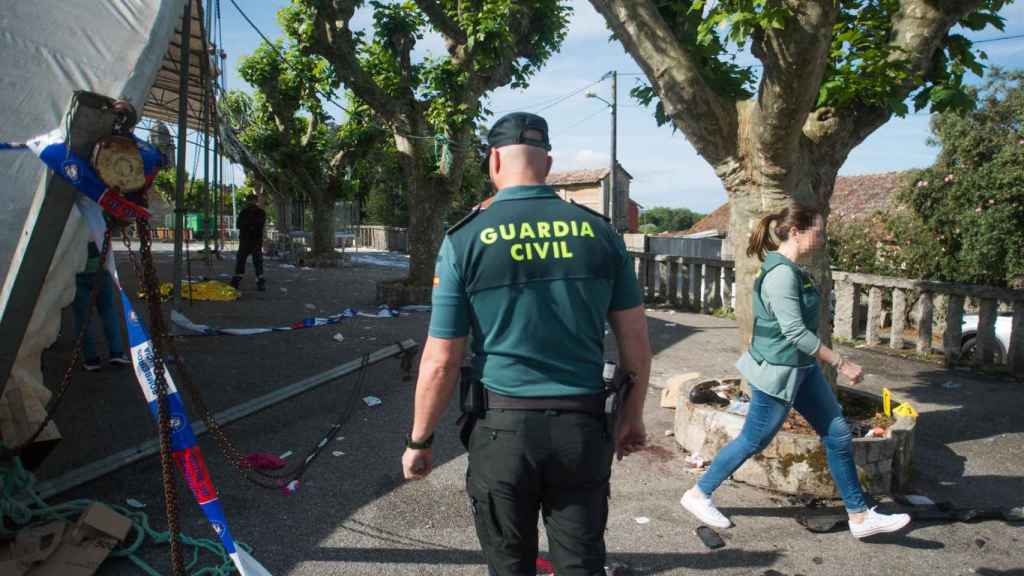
833, 271, 1024, 375
627, 236, 1023, 376
629, 251, 736, 313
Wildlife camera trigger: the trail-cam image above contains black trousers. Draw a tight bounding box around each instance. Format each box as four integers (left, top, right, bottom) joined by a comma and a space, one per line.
234, 241, 263, 278
467, 408, 614, 576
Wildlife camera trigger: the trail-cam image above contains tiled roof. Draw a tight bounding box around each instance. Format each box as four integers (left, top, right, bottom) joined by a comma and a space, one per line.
546, 165, 634, 186
666, 171, 912, 236
546, 168, 610, 186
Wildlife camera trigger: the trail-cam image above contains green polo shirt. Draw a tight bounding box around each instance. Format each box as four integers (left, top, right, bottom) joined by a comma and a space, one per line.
428, 185, 642, 397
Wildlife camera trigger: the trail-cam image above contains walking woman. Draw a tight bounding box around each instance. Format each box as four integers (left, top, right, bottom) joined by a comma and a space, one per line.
680, 204, 911, 539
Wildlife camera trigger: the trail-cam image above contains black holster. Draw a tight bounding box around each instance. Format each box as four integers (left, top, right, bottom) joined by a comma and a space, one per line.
604, 367, 635, 439
458, 366, 484, 449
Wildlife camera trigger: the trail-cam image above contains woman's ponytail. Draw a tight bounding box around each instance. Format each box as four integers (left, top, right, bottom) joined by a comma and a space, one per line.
746, 211, 783, 260
745, 203, 820, 261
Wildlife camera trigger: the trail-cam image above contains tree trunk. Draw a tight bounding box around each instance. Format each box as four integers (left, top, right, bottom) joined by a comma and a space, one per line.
726, 167, 838, 384
309, 187, 337, 267
394, 132, 453, 287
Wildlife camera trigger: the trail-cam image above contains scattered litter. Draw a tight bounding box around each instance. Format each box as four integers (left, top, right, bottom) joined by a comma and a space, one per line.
280, 264, 296, 269
725, 400, 750, 416
283, 480, 300, 495
125, 498, 146, 509
975, 537, 987, 549
695, 525, 725, 549
903, 494, 936, 507
243, 452, 288, 470
279, 450, 294, 460
863, 426, 886, 438
634, 516, 650, 525
218, 273, 231, 278
332, 451, 345, 457
688, 379, 730, 407
684, 453, 707, 469
280, 287, 288, 294
363, 396, 382, 407
332, 333, 345, 343
336, 436, 345, 441
305, 303, 317, 310
812, 557, 824, 565
942, 381, 962, 390
664, 430, 675, 437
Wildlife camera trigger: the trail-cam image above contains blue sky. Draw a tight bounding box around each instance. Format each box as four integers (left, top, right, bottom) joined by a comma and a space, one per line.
216, 1, 1024, 214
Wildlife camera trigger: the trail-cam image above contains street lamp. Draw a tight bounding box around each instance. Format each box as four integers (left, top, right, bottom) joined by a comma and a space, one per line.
585, 71, 619, 232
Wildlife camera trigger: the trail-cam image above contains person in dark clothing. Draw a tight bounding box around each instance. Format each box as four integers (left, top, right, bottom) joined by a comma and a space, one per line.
232, 195, 266, 291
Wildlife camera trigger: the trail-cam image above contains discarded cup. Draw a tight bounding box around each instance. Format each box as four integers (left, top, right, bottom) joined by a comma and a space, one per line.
333, 333, 345, 343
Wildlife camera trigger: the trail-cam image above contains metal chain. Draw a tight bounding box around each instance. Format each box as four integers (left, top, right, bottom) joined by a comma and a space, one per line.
132, 218, 184, 576
0, 228, 113, 460
120, 229, 375, 490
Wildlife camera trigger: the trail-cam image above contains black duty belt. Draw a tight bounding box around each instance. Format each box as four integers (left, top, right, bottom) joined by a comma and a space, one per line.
484, 389, 605, 415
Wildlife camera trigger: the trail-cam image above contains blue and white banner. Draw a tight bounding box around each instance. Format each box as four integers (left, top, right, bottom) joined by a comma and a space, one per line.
76, 196, 269, 575
7, 129, 154, 220
170, 305, 426, 337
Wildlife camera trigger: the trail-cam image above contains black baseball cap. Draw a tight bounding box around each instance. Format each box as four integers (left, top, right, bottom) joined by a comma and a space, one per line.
481, 112, 552, 172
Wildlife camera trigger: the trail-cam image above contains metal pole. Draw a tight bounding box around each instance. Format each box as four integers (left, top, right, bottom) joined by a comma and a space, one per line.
214, 124, 221, 253
201, 61, 211, 253
173, 0, 192, 311
609, 70, 618, 232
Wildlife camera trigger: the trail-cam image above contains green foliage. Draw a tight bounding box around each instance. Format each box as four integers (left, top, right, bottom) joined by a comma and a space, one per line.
281, 1, 571, 138
632, 0, 1009, 120
828, 69, 1024, 287
638, 223, 659, 235
640, 206, 705, 233
151, 170, 231, 214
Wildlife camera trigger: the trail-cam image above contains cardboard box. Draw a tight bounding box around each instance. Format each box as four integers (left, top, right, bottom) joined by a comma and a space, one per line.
2, 503, 134, 576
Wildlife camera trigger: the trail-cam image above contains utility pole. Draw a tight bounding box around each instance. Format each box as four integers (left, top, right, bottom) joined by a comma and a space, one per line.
587, 71, 620, 231
609, 70, 618, 232
173, 0, 192, 311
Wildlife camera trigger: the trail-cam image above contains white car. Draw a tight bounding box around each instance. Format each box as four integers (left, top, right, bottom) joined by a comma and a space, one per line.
961, 314, 1013, 364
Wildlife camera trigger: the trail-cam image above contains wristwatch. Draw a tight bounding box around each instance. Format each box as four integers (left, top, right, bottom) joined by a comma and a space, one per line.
406, 433, 434, 450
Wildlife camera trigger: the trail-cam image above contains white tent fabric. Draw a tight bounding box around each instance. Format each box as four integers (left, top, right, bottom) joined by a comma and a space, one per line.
0, 0, 184, 289
0, 1, 182, 447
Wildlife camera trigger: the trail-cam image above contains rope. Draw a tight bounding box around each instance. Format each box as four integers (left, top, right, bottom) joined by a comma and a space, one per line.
0, 456, 246, 575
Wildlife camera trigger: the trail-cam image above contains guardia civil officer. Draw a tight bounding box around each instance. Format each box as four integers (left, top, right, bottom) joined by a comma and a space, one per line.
402, 112, 653, 575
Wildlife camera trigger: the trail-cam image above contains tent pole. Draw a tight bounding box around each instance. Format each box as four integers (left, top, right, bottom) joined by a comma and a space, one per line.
173, 0, 192, 312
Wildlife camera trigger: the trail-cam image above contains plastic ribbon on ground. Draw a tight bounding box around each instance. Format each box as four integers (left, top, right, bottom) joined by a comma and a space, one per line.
6, 129, 156, 221
76, 196, 270, 576
171, 304, 421, 337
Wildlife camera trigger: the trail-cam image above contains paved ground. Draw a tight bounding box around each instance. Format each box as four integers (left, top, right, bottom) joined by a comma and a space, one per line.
32, 251, 1024, 575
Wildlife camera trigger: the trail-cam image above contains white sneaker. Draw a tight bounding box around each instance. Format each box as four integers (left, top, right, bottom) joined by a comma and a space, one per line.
848, 507, 911, 539
680, 487, 731, 529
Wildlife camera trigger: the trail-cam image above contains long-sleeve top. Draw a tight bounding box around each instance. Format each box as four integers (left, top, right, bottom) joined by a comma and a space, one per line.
735, 262, 822, 402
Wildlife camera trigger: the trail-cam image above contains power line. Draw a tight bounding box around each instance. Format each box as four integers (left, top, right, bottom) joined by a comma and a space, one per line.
974, 32, 1024, 44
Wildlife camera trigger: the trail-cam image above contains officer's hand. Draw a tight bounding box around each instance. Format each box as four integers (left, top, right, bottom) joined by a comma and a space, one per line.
615, 417, 647, 461
402, 447, 433, 480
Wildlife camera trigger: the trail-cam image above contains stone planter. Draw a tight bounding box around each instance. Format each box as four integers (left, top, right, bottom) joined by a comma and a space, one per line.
674, 382, 915, 497
376, 280, 432, 307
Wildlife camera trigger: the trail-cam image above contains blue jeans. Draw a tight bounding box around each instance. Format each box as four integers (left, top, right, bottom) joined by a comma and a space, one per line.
72, 272, 125, 361
697, 364, 868, 513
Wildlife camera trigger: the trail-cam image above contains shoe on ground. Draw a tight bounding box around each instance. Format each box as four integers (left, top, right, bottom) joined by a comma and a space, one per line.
849, 507, 911, 539
109, 355, 131, 367
83, 358, 102, 372
680, 487, 731, 529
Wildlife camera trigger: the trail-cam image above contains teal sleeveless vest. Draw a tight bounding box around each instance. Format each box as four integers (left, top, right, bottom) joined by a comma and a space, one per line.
748, 252, 820, 367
